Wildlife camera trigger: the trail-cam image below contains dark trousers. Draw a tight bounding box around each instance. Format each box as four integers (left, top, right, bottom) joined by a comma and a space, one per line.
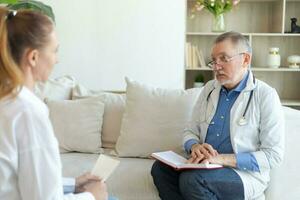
151, 161, 244, 200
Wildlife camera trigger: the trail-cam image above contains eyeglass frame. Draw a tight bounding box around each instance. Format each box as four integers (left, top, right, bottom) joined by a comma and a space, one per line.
207, 52, 246, 69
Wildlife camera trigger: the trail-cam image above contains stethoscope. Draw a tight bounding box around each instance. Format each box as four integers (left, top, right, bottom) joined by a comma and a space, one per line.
206, 74, 255, 126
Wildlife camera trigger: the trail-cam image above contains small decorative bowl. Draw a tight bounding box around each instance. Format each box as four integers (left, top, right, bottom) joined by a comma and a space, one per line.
287, 55, 300, 69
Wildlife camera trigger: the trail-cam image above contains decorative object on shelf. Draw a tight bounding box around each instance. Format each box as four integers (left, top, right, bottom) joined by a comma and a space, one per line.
291, 18, 300, 33
287, 55, 300, 69
1, 0, 55, 22
212, 13, 225, 32
192, 0, 240, 32
267, 47, 281, 68
194, 74, 204, 88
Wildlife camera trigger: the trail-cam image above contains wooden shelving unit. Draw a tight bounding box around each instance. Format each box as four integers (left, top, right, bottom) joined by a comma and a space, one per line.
185, 0, 300, 108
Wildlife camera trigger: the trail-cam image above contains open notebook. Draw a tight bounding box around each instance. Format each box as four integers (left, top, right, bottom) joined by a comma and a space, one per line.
151, 151, 222, 170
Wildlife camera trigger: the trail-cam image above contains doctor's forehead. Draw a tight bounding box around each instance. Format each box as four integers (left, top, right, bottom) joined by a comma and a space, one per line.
211, 42, 238, 56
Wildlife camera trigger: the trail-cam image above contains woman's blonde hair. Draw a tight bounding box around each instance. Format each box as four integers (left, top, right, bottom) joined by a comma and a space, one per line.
0, 7, 53, 100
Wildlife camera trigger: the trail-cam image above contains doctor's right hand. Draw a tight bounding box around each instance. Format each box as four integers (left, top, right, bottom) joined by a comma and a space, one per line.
187, 143, 218, 164
83, 180, 108, 200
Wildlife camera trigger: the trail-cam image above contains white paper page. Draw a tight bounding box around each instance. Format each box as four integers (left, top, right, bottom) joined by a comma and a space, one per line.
152, 151, 223, 169
152, 151, 187, 165
91, 154, 120, 181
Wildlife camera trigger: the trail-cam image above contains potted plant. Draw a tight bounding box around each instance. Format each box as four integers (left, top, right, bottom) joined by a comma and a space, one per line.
194, 74, 204, 88
0, 0, 55, 22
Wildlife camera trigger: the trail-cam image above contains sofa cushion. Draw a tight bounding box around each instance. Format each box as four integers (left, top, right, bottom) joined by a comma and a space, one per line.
265, 106, 300, 200
115, 78, 202, 158
72, 84, 126, 149
46, 97, 104, 153
61, 152, 159, 200
34, 75, 76, 100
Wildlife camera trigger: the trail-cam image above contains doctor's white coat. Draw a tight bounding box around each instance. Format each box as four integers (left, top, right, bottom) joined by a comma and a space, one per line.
183, 71, 285, 200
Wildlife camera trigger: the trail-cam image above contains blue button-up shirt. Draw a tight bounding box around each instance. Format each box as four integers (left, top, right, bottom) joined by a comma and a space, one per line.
185, 71, 259, 172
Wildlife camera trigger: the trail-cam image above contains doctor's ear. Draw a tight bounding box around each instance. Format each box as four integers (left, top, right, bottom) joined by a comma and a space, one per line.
242, 53, 251, 68
25, 48, 39, 68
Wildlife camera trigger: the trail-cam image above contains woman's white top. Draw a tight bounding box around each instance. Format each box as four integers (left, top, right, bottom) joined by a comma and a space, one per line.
0, 87, 94, 200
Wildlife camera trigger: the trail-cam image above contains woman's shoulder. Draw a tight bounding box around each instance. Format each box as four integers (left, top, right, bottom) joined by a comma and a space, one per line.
0, 87, 48, 119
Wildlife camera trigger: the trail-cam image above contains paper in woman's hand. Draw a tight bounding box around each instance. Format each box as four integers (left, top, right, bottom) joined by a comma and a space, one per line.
91, 154, 120, 181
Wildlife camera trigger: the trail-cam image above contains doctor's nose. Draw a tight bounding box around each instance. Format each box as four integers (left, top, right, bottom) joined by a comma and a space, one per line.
213, 63, 224, 71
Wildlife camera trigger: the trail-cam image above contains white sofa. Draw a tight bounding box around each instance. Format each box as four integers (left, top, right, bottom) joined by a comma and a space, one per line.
38, 76, 300, 200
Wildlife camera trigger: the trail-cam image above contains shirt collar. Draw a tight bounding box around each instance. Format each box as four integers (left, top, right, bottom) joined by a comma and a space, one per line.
233, 70, 249, 92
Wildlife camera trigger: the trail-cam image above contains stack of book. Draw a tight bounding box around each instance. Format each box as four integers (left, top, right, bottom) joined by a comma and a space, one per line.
185, 42, 206, 69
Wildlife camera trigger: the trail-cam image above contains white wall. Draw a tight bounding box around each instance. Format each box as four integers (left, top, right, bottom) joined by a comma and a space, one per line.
42, 0, 186, 90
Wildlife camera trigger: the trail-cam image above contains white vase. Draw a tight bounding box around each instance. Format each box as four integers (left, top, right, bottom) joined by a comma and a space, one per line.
212, 14, 225, 32
267, 47, 280, 68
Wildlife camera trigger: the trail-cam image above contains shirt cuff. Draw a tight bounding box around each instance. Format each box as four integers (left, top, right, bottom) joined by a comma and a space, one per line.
236, 152, 260, 172
63, 177, 76, 194
184, 139, 198, 154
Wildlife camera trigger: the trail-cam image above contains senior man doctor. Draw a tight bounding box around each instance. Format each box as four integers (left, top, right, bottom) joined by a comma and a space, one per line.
151, 31, 285, 200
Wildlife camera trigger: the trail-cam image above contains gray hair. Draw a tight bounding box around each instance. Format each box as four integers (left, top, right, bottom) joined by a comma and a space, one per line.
214, 31, 252, 54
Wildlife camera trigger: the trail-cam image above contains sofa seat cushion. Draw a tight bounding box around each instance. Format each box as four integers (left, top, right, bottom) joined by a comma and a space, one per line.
61, 152, 160, 200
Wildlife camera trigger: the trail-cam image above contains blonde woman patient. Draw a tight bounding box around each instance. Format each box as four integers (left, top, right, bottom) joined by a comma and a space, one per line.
0, 8, 116, 200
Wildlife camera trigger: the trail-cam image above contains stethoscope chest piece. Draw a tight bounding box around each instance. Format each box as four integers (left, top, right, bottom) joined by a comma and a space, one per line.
238, 117, 247, 126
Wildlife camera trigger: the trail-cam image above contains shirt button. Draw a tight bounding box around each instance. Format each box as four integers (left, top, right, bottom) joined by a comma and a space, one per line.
217, 134, 220, 137
220, 116, 224, 119
226, 98, 229, 101
211, 121, 215, 125
243, 168, 247, 170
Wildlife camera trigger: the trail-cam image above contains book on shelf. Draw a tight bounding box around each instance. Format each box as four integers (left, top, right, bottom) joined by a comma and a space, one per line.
192, 45, 199, 68
185, 42, 206, 69
91, 154, 120, 181
151, 151, 223, 170
185, 42, 192, 68
196, 48, 206, 67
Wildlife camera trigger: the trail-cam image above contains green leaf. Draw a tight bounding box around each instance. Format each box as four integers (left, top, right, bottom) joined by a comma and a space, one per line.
7, 0, 55, 22
0, 0, 19, 4
195, 0, 238, 16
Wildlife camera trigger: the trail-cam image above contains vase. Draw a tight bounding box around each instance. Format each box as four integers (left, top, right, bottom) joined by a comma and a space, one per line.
212, 14, 225, 32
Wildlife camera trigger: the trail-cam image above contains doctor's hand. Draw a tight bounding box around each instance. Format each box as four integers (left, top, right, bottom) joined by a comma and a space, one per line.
187, 143, 218, 164
75, 172, 101, 193
200, 154, 237, 168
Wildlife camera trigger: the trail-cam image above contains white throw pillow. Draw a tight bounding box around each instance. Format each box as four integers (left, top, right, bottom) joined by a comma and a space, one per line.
35, 75, 76, 101
115, 78, 202, 157
46, 97, 105, 153
72, 85, 126, 149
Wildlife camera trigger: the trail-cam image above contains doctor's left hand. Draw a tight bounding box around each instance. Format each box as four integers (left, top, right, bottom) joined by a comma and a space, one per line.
200, 154, 237, 168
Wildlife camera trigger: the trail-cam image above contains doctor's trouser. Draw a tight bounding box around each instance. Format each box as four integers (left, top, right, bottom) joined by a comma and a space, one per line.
151, 160, 244, 200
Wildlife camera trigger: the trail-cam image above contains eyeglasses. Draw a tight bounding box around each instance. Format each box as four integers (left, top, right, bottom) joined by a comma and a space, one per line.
207, 53, 245, 69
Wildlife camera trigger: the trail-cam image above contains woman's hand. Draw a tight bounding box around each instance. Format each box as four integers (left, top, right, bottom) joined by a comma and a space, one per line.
83, 180, 108, 200
75, 172, 101, 193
